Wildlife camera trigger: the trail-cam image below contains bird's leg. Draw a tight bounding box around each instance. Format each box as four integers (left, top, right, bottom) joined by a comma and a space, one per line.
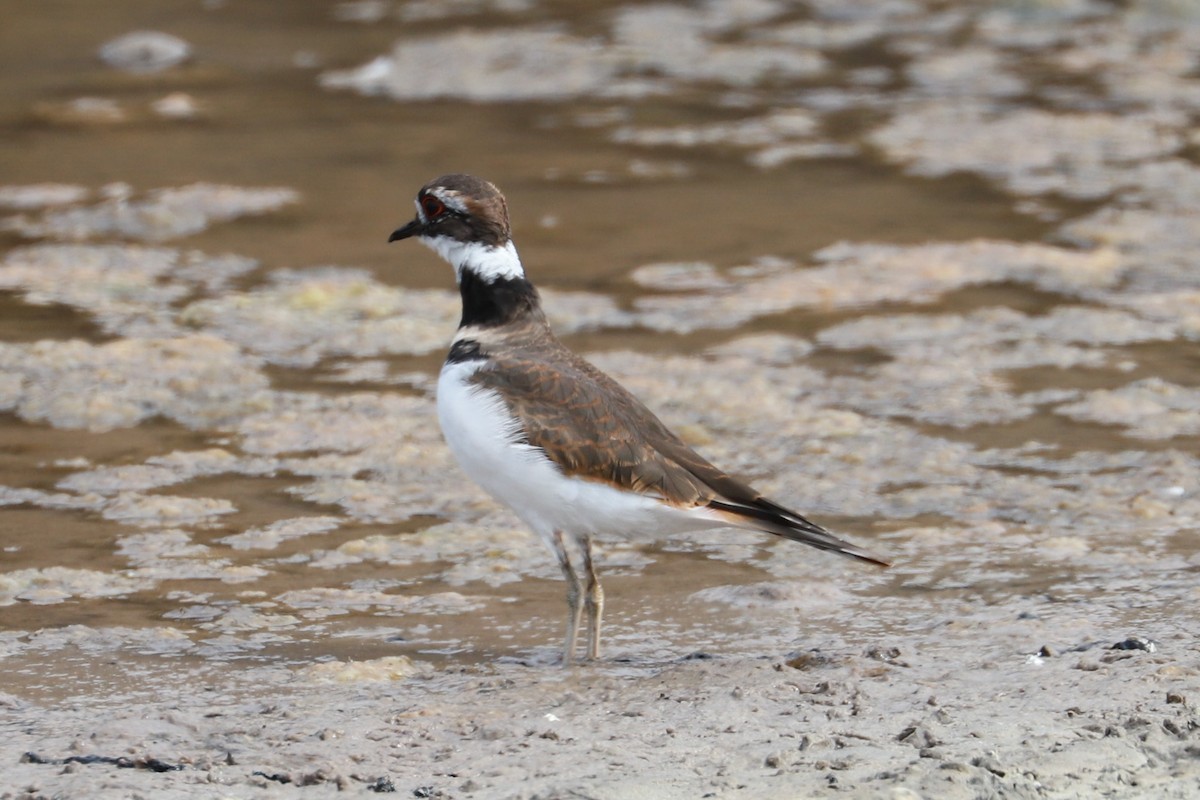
553, 530, 583, 666
582, 535, 604, 661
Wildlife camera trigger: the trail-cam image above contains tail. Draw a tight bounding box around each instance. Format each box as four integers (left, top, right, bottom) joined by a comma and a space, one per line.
707, 497, 890, 567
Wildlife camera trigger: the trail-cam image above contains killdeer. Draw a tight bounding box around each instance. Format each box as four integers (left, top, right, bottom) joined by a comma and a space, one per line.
389, 174, 888, 664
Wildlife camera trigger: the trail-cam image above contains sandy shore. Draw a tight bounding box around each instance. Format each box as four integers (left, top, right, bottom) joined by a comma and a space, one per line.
4, 591, 1197, 800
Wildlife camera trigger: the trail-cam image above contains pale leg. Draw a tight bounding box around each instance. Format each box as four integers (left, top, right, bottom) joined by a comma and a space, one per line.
582, 535, 604, 661
553, 530, 583, 665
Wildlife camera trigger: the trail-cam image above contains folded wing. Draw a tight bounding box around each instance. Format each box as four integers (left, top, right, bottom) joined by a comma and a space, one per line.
469, 336, 889, 568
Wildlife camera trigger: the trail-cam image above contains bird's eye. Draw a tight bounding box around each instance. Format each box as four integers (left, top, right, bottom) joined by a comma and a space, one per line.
420, 195, 446, 219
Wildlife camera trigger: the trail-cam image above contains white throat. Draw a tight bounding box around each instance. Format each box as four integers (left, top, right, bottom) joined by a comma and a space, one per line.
420, 236, 524, 283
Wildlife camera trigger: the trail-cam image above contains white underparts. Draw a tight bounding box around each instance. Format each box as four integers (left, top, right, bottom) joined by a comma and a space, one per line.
437, 359, 731, 551
420, 236, 525, 283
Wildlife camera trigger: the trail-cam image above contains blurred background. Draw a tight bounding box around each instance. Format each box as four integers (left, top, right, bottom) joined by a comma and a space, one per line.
1, 0, 1198, 690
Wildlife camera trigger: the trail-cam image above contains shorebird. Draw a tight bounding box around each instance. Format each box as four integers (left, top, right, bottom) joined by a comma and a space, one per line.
389, 174, 888, 664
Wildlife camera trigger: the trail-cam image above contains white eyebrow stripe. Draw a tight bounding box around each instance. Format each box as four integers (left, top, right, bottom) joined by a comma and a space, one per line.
432, 189, 469, 214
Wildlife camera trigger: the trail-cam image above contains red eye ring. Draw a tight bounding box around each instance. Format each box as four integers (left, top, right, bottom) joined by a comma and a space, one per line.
420, 194, 445, 219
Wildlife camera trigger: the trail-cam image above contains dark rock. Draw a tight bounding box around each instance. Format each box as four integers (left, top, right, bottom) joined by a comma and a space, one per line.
1111, 637, 1157, 652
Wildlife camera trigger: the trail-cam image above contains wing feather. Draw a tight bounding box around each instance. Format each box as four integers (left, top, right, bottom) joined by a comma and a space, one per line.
467, 330, 887, 567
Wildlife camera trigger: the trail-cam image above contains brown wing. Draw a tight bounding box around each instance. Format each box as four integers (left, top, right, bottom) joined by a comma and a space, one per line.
468, 335, 889, 567
472, 341, 716, 505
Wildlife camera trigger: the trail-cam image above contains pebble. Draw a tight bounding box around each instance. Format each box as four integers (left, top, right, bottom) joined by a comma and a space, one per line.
98, 31, 192, 74
152, 93, 200, 120
1111, 637, 1158, 653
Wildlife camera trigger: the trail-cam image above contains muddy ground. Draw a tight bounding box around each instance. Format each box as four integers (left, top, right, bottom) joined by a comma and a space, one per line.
2, 0, 1200, 797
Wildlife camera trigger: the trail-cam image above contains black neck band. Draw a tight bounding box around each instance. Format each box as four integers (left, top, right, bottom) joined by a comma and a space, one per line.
458, 269, 541, 328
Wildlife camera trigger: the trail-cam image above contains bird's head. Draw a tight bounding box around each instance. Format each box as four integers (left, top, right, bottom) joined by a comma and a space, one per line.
389, 173, 524, 283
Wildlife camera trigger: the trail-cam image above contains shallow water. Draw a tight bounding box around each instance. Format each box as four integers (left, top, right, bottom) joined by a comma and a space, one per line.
1, 0, 1197, 737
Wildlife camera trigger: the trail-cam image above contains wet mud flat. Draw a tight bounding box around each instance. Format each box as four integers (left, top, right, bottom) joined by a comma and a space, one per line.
3, 0, 1200, 797
2, 621, 1197, 799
